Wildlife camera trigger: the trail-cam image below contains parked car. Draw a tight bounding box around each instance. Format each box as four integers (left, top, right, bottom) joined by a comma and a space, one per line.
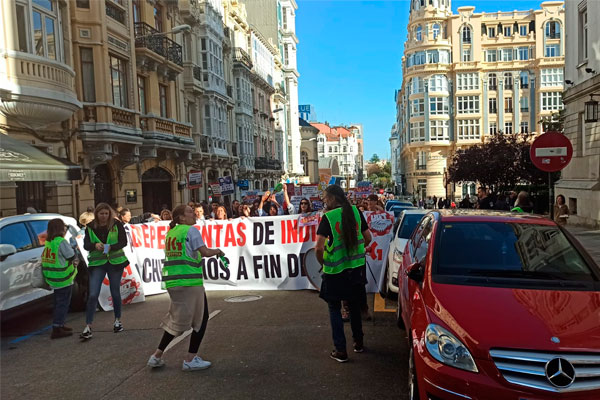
397, 210, 600, 400
381, 209, 427, 298
385, 199, 413, 211
389, 205, 417, 219
0, 214, 89, 313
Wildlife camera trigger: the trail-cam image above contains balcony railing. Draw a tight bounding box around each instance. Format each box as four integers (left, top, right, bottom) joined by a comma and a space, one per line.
193, 65, 202, 80
255, 157, 281, 170
489, 108, 497, 114
489, 85, 498, 90
134, 22, 183, 67
505, 108, 513, 113
233, 48, 253, 69
140, 116, 191, 138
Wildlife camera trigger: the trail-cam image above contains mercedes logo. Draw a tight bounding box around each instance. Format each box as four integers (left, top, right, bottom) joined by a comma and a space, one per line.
545, 358, 576, 388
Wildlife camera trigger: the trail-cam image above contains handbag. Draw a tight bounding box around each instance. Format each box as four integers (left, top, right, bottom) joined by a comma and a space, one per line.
31, 263, 51, 290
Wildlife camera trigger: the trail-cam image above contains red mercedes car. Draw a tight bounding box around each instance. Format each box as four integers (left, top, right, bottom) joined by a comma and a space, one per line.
397, 210, 600, 400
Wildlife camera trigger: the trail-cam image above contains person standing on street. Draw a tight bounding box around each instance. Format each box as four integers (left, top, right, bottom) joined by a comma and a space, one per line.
315, 185, 372, 363
476, 187, 493, 209
511, 191, 534, 213
147, 205, 225, 371
42, 219, 78, 339
554, 195, 570, 226
80, 203, 128, 339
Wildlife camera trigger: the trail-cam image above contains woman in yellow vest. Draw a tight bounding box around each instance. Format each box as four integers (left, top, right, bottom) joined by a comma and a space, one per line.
42, 218, 78, 339
80, 203, 128, 339
315, 185, 372, 363
147, 204, 225, 371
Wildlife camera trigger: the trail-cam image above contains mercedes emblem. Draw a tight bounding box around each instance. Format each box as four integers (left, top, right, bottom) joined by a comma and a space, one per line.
545, 358, 576, 388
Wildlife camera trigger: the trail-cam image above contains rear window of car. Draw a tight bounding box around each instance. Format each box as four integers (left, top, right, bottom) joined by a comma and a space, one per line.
434, 222, 597, 282
398, 214, 425, 239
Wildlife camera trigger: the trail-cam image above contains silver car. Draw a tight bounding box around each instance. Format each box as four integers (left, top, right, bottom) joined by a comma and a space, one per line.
0, 214, 88, 312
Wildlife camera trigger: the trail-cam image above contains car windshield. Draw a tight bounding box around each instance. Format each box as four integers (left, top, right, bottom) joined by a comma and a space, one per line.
398, 214, 425, 239
435, 222, 596, 281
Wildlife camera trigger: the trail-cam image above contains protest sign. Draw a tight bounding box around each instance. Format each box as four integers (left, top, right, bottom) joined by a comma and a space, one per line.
301, 184, 319, 198
187, 171, 202, 189
210, 183, 222, 196
218, 176, 235, 195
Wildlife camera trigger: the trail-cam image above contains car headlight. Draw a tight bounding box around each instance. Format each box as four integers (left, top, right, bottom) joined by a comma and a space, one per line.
425, 324, 478, 372
393, 248, 403, 263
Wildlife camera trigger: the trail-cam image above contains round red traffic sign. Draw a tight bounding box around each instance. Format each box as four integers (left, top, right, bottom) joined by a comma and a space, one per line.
529, 131, 573, 172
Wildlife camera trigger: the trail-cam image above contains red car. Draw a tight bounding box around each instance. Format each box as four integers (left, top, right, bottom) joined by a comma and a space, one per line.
397, 210, 600, 400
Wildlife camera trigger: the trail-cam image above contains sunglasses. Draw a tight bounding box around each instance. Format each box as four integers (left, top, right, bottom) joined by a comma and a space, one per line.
300, 202, 309, 205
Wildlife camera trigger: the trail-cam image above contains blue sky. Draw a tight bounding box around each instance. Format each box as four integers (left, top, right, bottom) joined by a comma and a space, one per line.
296, 0, 547, 161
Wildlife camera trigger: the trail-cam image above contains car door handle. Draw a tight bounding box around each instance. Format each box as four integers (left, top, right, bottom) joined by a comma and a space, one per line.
29, 258, 39, 263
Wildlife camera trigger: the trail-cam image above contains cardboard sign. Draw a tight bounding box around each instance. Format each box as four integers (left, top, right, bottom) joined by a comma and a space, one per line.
218, 176, 235, 195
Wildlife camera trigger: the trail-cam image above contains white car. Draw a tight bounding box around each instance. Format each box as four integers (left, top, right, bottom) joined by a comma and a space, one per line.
381, 209, 427, 298
0, 214, 88, 313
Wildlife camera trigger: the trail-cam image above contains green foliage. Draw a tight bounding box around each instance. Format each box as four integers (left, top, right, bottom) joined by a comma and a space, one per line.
369, 154, 380, 163
367, 160, 393, 189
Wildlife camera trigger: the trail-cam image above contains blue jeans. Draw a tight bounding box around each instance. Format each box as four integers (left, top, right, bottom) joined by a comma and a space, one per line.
53, 285, 72, 327
86, 263, 125, 324
327, 299, 363, 352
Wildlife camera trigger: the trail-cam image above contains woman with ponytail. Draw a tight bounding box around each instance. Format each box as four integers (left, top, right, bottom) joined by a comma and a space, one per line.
147, 204, 225, 371
315, 185, 372, 363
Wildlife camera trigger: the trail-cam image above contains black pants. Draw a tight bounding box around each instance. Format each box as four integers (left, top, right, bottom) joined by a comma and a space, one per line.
327, 298, 363, 352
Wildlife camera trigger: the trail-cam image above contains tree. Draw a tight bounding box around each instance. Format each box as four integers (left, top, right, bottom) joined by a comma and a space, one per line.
369, 154, 380, 163
367, 160, 393, 190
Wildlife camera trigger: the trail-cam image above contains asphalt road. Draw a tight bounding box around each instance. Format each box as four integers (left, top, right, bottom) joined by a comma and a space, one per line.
1, 290, 408, 400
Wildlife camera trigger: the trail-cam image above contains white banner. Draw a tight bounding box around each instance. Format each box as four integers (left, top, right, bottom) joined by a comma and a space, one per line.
78, 212, 395, 310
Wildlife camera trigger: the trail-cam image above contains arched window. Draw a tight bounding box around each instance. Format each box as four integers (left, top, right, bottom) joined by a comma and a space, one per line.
545, 21, 561, 39
432, 23, 441, 40
416, 25, 422, 41
504, 73, 513, 88
329, 146, 332, 153
488, 73, 497, 90
301, 151, 309, 176
462, 26, 471, 43
335, 146, 338, 152
343, 146, 347, 153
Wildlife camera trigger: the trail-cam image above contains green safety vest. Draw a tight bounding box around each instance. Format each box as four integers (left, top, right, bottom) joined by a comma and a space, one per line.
41, 237, 77, 288
322, 205, 366, 275
162, 224, 203, 288
87, 225, 128, 266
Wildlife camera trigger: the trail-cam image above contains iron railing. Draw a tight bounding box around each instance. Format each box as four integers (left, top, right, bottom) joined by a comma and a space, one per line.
233, 48, 253, 69
134, 22, 183, 67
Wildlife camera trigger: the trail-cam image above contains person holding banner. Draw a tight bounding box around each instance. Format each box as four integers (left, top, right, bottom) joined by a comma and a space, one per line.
315, 185, 372, 363
81, 203, 128, 340
298, 198, 313, 214
147, 204, 225, 371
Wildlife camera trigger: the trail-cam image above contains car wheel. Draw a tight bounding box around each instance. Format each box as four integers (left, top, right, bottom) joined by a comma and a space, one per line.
408, 344, 420, 400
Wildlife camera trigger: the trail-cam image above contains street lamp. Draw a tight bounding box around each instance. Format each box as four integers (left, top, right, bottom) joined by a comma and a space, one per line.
584, 95, 599, 123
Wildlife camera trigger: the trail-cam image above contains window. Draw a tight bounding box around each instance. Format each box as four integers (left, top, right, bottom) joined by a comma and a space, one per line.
520, 121, 529, 133
457, 119, 480, 140
503, 26, 511, 37
457, 96, 479, 114
430, 120, 449, 140
545, 44, 560, 57
427, 50, 439, 64
282, 6, 288, 30
518, 46, 529, 60
504, 73, 513, 88
541, 92, 563, 111
80, 48, 96, 102
488, 27, 496, 38
486, 49, 497, 62
133, 0, 141, 23
137, 76, 146, 114
0, 223, 34, 252
429, 97, 449, 115
25, 0, 60, 60
416, 25, 422, 41
545, 21, 560, 39
519, 25, 527, 36
109, 55, 128, 108
501, 48, 513, 62
432, 23, 440, 39
159, 84, 168, 117
429, 75, 448, 92
76, 0, 89, 8
154, 5, 163, 32
520, 96, 529, 112
489, 122, 497, 135
411, 98, 425, 117
580, 8, 588, 61
329, 146, 332, 153
489, 98, 497, 114
504, 122, 513, 134
504, 97, 513, 113
457, 73, 479, 90
410, 122, 425, 142
106, 1, 125, 24
520, 71, 529, 88
462, 26, 471, 43
416, 151, 427, 170
462, 49, 471, 62
541, 68, 564, 87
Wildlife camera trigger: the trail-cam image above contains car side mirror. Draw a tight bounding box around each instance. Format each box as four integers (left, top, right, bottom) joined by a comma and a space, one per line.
406, 261, 424, 283
0, 244, 17, 261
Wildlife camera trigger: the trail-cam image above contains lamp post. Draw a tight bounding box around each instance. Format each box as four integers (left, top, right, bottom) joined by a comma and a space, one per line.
584, 95, 599, 123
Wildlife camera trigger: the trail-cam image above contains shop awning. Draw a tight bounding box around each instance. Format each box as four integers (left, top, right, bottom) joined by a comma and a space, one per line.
0, 135, 82, 182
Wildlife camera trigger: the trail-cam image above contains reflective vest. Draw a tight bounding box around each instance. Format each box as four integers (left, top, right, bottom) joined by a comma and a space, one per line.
162, 224, 203, 288
322, 205, 366, 275
87, 225, 128, 266
41, 237, 77, 288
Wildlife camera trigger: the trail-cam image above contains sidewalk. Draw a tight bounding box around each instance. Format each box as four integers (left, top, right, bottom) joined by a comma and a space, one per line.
566, 226, 600, 266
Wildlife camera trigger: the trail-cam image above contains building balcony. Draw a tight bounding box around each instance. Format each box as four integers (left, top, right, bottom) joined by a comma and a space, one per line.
139, 115, 193, 150
404, 63, 450, 76
134, 22, 183, 75
0, 51, 81, 124
183, 62, 203, 93
255, 157, 282, 171
233, 48, 253, 70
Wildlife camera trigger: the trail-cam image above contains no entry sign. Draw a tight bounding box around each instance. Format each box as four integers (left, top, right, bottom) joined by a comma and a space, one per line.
530, 131, 573, 172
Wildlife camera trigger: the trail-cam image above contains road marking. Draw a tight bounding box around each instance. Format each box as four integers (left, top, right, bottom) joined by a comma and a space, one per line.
164, 309, 221, 353
8, 325, 52, 345
373, 294, 395, 313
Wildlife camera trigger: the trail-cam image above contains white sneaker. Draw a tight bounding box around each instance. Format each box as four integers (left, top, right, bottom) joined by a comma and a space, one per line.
147, 355, 165, 368
182, 356, 211, 371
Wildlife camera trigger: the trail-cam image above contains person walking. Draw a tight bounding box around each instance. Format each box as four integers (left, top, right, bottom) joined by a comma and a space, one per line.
554, 195, 570, 226
147, 205, 225, 371
511, 191, 534, 213
315, 185, 372, 363
42, 218, 78, 339
80, 203, 128, 339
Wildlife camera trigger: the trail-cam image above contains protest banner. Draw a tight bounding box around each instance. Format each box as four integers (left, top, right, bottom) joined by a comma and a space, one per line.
218, 176, 235, 195
187, 171, 202, 189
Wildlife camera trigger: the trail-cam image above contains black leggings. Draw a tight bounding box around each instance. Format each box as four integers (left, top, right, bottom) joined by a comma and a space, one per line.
158, 294, 209, 354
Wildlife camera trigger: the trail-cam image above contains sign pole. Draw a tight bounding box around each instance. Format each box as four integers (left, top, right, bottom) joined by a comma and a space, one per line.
548, 172, 554, 220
